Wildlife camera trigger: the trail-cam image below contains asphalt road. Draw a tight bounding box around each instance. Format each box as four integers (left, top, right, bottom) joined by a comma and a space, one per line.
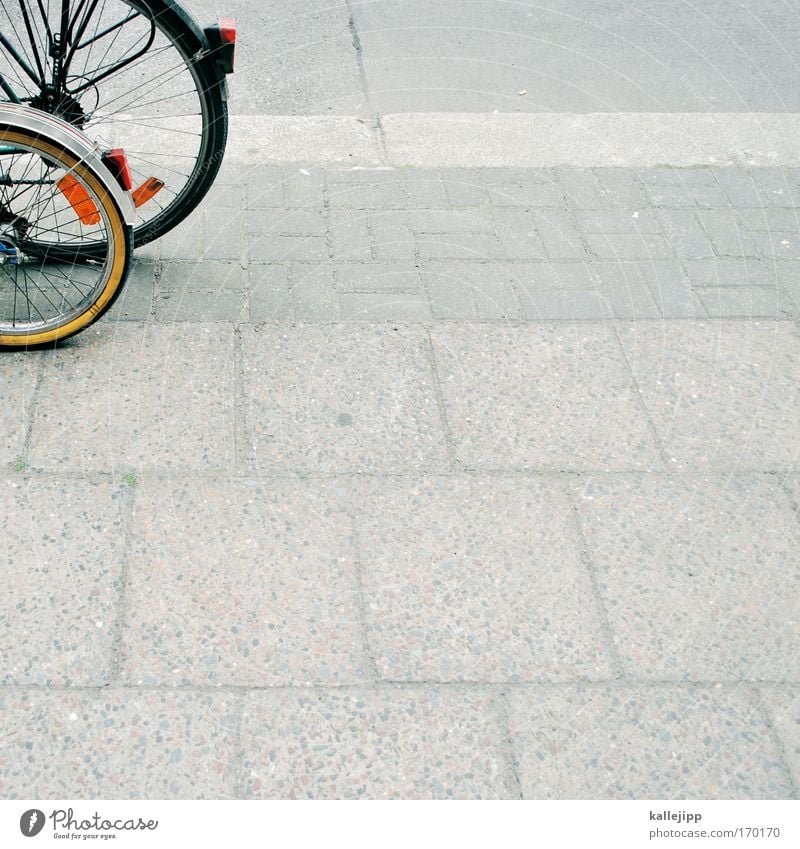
187, 0, 800, 115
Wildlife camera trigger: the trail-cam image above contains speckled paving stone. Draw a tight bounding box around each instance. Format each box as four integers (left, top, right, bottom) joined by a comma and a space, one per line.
353, 476, 614, 682
430, 324, 661, 471
0, 478, 124, 686
0, 689, 238, 798
760, 688, 800, 790
240, 325, 449, 473
0, 353, 38, 467
509, 686, 794, 799
239, 687, 512, 799
618, 321, 800, 471
28, 323, 236, 472
121, 477, 365, 686
572, 475, 800, 681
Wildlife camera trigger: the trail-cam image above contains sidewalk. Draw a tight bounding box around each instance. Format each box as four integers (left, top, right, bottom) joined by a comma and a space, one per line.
1, 159, 799, 799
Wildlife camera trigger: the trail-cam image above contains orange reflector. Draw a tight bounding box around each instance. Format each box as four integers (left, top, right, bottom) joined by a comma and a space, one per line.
131, 177, 165, 208
57, 174, 100, 225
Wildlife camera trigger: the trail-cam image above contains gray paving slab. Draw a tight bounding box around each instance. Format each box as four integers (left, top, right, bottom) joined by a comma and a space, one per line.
0, 353, 38, 468
339, 293, 432, 321
760, 688, 800, 791
249, 265, 292, 321
572, 475, 800, 682
159, 261, 245, 293
239, 325, 449, 473
28, 324, 236, 473
106, 259, 155, 322
122, 477, 365, 686
0, 478, 124, 686
509, 686, 795, 799
239, 688, 512, 799
290, 265, 339, 321
0, 689, 238, 798
695, 287, 793, 320
618, 321, 800, 471
430, 324, 661, 471
352, 476, 615, 682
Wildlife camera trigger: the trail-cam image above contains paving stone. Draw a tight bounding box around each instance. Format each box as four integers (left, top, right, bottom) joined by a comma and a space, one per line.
122, 477, 365, 686
696, 209, 759, 257
202, 212, 245, 262
0, 353, 37, 467
327, 181, 408, 208
557, 168, 607, 210
329, 212, 372, 261
637, 259, 704, 318
682, 258, 775, 288
618, 321, 800, 471
585, 233, 673, 260
421, 262, 520, 319
0, 689, 238, 798
155, 291, 248, 323
107, 259, 155, 321
485, 181, 564, 208
516, 289, 612, 320
736, 208, 800, 232
644, 183, 729, 208
202, 183, 246, 209
335, 262, 421, 291
354, 476, 614, 682
442, 173, 489, 206
417, 232, 505, 260
593, 169, 647, 207
575, 210, 662, 234
595, 262, 662, 318
747, 169, 800, 207
406, 208, 495, 234
283, 169, 324, 208
510, 686, 795, 799
658, 209, 714, 258
509, 261, 601, 291
159, 261, 245, 292
29, 324, 236, 472
493, 209, 547, 259
431, 324, 661, 470
638, 168, 717, 187
573, 475, 800, 681
291, 265, 339, 320
424, 277, 475, 319
368, 211, 417, 262
754, 233, 800, 259
240, 325, 448, 473
695, 286, 792, 319
532, 210, 588, 259
0, 478, 123, 686
239, 688, 511, 799
713, 170, 766, 208
249, 233, 330, 263
339, 293, 432, 321
403, 175, 450, 207
157, 218, 202, 261
241, 165, 285, 207
249, 265, 292, 320
775, 263, 800, 312
247, 208, 325, 236
760, 688, 800, 790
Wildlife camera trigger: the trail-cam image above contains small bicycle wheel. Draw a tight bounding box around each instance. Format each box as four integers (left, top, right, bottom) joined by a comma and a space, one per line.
0, 0, 228, 249
0, 127, 131, 347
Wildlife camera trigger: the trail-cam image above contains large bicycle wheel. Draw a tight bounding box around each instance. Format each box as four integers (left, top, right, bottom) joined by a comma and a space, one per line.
0, 126, 131, 347
0, 0, 228, 249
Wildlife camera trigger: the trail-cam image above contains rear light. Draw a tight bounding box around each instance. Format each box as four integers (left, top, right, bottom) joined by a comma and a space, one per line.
204, 18, 236, 74
101, 148, 133, 192
57, 175, 100, 225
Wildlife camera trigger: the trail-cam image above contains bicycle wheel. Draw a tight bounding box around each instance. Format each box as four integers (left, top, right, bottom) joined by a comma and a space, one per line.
0, 126, 131, 347
0, 0, 229, 249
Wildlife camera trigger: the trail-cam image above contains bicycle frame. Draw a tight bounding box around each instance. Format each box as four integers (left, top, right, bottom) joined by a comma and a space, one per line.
0, 0, 155, 103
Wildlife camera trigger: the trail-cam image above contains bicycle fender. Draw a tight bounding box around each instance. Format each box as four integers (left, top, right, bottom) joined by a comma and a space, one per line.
0, 103, 137, 226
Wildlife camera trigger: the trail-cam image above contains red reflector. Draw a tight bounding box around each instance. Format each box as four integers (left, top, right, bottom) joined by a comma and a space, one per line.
219, 17, 236, 43
102, 148, 133, 192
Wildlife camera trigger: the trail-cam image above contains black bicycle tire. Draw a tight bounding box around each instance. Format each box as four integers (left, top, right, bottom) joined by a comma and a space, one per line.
0, 126, 132, 347
123, 0, 228, 248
